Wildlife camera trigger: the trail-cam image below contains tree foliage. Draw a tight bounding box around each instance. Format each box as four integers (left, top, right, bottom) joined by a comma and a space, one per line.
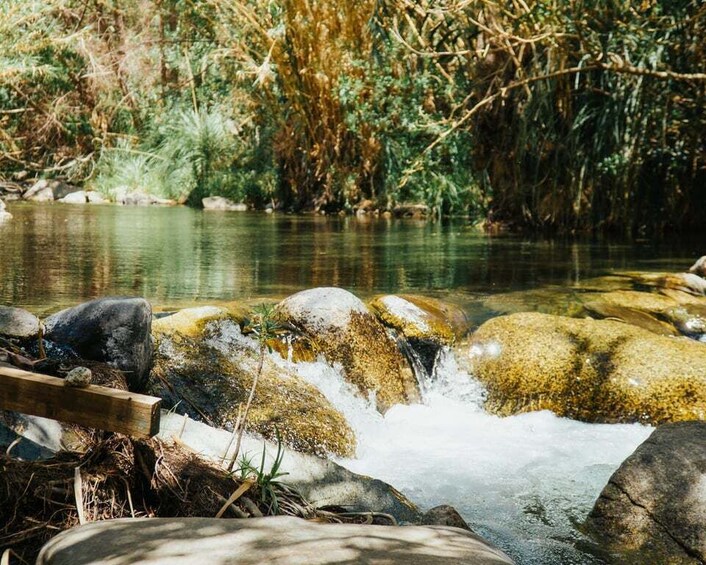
1, 0, 704, 232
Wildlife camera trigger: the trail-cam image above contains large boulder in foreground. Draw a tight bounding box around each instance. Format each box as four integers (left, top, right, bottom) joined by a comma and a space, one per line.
150, 306, 355, 457
44, 297, 153, 391
586, 421, 706, 564
38, 516, 514, 565
468, 312, 706, 423
276, 288, 419, 411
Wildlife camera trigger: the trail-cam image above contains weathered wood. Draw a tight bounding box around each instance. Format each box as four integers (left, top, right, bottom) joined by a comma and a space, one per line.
0, 366, 161, 438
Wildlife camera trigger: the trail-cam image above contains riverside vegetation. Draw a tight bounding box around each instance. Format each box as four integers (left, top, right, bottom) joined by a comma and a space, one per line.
1, 0, 705, 232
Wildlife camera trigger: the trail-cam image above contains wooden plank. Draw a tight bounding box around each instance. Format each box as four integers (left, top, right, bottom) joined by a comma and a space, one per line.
0, 366, 161, 438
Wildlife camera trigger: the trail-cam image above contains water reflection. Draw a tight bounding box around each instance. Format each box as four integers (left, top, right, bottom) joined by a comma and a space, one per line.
0, 202, 701, 314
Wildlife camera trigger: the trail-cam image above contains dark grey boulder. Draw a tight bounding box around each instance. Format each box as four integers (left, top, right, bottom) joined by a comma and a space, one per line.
37, 516, 515, 565
0, 306, 41, 340
586, 421, 706, 564
44, 297, 153, 391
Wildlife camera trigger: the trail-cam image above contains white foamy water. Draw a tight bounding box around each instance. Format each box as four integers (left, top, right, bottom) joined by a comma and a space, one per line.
279, 349, 654, 565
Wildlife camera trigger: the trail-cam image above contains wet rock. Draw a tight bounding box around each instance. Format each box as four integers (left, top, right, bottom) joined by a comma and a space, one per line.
202, 196, 247, 211
160, 412, 416, 522
37, 516, 515, 565
662, 305, 706, 338
633, 272, 706, 296
150, 307, 355, 457
468, 312, 706, 424
0, 306, 41, 340
582, 301, 680, 337
370, 294, 468, 376
276, 287, 419, 412
689, 256, 706, 278
586, 421, 706, 564
64, 366, 92, 387
58, 190, 88, 204
422, 505, 474, 532
44, 297, 153, 391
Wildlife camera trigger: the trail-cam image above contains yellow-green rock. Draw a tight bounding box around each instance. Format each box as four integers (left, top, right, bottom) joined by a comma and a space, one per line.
276, 288, 419, 412
582, 301, 680, 336
369, 294, 468, 344
468, 312, 706, 424
150, 307, 355, 457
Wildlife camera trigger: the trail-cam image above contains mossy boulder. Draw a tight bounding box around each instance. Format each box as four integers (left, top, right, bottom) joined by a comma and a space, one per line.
150, 307, 356, 458
369, 294, 468, 376
276, 288, 419, 412
468, 312, 706, 424
582, 301, 680, 337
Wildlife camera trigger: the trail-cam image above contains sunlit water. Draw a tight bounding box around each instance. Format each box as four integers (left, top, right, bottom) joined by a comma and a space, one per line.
277, 351, 653, 565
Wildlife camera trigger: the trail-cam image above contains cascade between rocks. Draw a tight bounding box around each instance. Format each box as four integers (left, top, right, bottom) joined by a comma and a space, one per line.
274, 346, 653, 565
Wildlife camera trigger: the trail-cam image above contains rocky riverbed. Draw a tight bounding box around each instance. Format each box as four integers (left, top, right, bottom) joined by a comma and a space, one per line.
2, 258, 706, 563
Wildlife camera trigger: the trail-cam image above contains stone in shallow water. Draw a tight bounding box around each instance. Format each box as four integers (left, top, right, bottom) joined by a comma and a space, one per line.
587, 421, 706, 564
151, 308, 356, 458
469, 312, 706, 424
37, 516, 515, 565
276, 287, 419, 412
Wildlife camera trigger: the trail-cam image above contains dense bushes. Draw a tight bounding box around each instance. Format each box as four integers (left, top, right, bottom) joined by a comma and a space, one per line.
1, 0, 704, 232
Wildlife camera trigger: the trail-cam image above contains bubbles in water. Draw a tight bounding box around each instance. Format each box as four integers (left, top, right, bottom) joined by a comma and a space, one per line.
276, 346, 653, 564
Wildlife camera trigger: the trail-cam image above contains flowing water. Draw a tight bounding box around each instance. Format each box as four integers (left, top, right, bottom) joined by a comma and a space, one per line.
1, 202, 701, 563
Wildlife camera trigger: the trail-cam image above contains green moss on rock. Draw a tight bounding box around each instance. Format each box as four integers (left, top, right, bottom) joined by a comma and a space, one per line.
276, 288, 419, 412
150, 309, 355, 458
369, 294, 468, 344
468, 312, 706, 424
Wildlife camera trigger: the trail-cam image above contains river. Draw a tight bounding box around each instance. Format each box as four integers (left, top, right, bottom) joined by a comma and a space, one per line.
1, 202, 702, 563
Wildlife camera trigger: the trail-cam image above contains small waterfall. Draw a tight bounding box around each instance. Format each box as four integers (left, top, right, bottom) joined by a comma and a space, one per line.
271, 342, 653, 565
393, 331, 434, 395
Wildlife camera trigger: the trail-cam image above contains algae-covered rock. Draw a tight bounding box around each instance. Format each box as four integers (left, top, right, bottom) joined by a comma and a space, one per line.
370, 294, 468, 344
468, 312, 706, 424
369, 294, 468, 377
582, 301, 680, 337
276, 288, 419, 411
150, 307, 355, 458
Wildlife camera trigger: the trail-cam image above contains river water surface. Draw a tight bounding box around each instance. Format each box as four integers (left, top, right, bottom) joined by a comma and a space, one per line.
1, 202, 702, 564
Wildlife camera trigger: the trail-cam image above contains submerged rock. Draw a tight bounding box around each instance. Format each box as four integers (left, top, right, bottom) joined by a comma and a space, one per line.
150, 307, 355, 458
37, 516, 515, 565
276, 288, 419, 412
586, 421, 706, 564
468, 312, 706, 424
44, 297, 153, 391
0, 306, 41, 340
582, 301, 680, 337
